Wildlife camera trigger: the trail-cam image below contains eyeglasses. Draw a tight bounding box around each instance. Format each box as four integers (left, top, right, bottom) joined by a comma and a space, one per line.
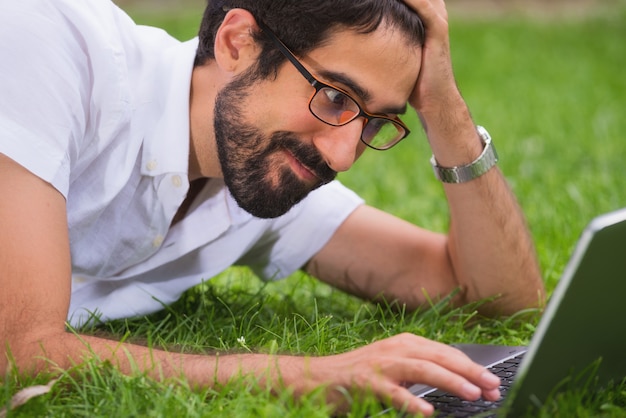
258, 21, 410, 151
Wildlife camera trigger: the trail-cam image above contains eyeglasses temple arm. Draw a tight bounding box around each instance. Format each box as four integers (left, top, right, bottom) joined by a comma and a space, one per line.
256, 21, 319, 88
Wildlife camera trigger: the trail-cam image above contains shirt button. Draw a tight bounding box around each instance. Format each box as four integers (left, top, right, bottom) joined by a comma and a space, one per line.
171, 175, 183, 188
146, 160, 158, 171
152, 235, 164, 248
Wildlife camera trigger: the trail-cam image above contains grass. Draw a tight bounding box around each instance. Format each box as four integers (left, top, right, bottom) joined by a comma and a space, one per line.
3, 4, 626, 417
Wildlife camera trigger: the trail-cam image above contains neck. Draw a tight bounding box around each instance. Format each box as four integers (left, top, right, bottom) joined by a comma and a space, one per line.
188, 62, 223, 181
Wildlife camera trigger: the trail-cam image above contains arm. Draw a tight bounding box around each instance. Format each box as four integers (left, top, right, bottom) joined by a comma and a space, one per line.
0, 154, 252, 386
0, 154, 500, 416
307, 0, 544, 316
404, 0, 544, 314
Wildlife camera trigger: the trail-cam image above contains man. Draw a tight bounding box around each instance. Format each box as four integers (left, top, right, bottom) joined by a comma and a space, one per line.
0, 0, 544, 415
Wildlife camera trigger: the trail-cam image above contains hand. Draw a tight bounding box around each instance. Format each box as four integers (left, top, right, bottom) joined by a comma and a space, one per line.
402, 0, 482, 168
402, 0, 459, 118
308, 333, 501, 416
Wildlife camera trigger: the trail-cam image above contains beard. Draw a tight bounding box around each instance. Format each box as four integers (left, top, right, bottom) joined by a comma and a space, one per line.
213, 70, 337, 219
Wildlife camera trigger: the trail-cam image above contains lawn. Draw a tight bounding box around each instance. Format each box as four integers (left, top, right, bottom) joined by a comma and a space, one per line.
2, 2, 626, 417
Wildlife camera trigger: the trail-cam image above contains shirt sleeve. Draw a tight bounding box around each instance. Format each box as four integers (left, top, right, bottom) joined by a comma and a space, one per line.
0, 1, 130, 198
0, 2, 83, 196
239, 180, 364, 281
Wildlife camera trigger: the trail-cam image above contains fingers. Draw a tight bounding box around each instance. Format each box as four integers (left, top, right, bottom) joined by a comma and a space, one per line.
401, 0, 448, 30
405, 357, 501, 401
313, 333, 500, 415
369, 361, 490, 416
344, 334, 501, 414
376, 333, 500, 391
400, 0, 459, 113
374, 379, 436, 416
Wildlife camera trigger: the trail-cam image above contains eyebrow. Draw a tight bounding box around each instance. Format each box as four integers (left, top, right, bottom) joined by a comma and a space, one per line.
316, 69, 409, 116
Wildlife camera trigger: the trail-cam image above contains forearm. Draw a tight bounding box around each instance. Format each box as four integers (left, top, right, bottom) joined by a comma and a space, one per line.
401, 0, 545, 315
422, 97, 544, 315
8, 330, 306, 393
445, 167, 544, 315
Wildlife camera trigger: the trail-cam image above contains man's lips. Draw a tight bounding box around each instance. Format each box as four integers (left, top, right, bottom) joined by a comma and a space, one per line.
283, 148, 321, 184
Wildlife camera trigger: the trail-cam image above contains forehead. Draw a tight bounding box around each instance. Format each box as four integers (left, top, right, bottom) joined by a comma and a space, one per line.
301, 25, 422, 114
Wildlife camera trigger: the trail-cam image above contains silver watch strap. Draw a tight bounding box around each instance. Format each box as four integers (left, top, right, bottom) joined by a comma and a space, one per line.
430, 125, 499, 184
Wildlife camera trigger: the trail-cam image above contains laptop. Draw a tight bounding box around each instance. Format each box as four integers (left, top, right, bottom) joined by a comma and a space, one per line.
397, 207, 626, 417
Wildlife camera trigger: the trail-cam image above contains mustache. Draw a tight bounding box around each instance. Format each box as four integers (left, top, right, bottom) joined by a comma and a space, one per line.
269, 132, 337, 184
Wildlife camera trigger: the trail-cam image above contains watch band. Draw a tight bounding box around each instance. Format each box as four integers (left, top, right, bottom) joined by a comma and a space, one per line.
430, 125, 499, 184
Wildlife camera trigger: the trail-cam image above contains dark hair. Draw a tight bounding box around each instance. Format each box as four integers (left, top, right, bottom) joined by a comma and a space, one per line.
194, 0, 425, 79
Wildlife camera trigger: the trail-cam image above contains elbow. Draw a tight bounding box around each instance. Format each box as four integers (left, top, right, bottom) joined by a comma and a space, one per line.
1, 329, 66, 378
478, 274, 546, 318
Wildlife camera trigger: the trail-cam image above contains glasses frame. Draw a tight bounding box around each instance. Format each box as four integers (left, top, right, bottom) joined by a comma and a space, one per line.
257, 21, 410, 151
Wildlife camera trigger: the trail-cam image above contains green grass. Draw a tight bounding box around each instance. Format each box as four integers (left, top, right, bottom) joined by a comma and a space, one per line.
3, 5, 626, 418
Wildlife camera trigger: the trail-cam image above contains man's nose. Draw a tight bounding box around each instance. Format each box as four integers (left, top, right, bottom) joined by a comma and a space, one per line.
312, 119, 364, 173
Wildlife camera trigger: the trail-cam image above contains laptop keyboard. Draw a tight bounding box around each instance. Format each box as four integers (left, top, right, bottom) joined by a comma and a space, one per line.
422, 353, 525, 417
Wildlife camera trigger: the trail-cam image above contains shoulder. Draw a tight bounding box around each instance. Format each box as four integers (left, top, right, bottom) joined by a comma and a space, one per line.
0, 1, 169, 85
0, 1, 133, 50
0, 1, 139, 109
0, 1, 144, 195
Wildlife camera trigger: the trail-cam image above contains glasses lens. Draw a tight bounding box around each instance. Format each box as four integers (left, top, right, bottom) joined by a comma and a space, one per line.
310, 87, 360, 125
362, 118, 405, 150
310, 86, 407, 150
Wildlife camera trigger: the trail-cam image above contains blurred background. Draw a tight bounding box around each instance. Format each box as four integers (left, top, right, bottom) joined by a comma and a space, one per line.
114, 0, 620, 19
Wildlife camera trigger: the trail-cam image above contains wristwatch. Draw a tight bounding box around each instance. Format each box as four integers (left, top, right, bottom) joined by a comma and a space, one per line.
430, 125, 498, 183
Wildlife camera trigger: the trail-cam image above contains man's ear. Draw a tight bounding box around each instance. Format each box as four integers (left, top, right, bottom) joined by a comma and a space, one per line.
214, 9, 260, 75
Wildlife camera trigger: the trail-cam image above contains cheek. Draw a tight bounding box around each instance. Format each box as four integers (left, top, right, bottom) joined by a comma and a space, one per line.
258, 100, 324, 136
249, 81, 321, 134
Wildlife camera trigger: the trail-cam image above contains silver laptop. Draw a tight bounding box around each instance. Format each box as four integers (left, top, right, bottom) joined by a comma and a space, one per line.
401, 207, 626, 417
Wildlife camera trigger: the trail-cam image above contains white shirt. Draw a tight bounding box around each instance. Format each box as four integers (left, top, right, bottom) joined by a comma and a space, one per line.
0, 0, 363, 326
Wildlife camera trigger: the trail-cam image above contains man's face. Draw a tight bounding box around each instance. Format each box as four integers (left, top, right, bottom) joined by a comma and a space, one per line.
213, 24, 421, 219
213, 73, 336, 219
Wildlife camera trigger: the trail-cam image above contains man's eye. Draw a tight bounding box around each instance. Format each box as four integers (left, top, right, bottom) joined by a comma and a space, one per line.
321, 88, 352, 109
